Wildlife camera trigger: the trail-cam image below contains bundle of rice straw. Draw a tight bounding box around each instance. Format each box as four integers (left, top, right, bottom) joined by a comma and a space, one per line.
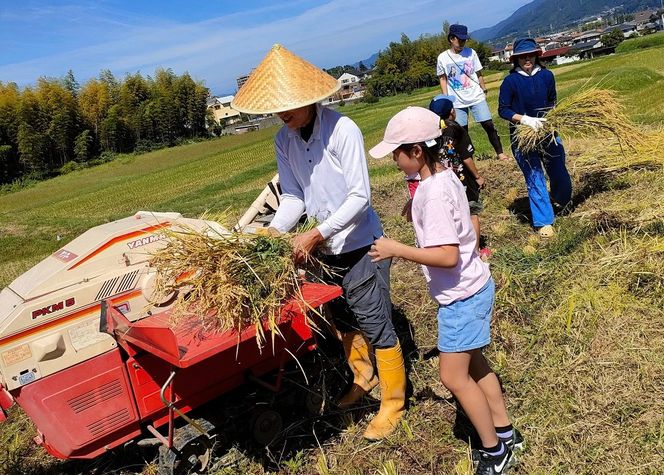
574, 130, 664, 171
514, 87, 645, 153
150, 222, 328, 347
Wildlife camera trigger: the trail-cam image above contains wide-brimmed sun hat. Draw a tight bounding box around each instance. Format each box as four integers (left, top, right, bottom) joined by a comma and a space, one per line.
369, 107, 442, 158
511, 38, 542, 57
231, 44, 341, 115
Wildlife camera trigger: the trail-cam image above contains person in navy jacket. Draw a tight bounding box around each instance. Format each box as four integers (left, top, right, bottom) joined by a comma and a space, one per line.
498, 38, 572, 237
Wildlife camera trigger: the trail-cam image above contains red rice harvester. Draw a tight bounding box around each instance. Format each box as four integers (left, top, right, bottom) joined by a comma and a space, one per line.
0, 208, 341, 473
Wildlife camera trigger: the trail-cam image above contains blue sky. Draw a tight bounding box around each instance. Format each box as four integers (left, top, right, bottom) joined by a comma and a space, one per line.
0, 0, 531, 95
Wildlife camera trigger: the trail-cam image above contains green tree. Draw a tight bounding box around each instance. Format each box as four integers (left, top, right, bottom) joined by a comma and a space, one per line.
63, 70, 80, 97
0, 144, 16, 183
17, 88, 51, 175
0, 82, 21, 179
601, 28, 626, 48
74, 130, 94, 162
35, 77, 79, 166
79, 78, 111, 137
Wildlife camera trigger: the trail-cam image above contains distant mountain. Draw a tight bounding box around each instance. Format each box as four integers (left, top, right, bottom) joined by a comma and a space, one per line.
354, 52, 379, 70
472, 0, 662, 44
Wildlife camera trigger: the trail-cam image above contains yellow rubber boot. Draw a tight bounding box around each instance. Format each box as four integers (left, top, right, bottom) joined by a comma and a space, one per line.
337, 331, 378, 409
363, 341, 406, 440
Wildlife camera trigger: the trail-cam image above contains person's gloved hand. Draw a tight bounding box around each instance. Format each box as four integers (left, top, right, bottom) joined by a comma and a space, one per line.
520, 114, 546, 131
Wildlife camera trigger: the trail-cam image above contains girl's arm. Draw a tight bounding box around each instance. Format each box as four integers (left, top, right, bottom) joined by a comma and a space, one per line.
369, 237, 459, 268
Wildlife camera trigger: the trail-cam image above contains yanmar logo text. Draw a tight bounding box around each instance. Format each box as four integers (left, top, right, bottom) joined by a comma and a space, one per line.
126, 234, 165, 249
32, 298, 76, 319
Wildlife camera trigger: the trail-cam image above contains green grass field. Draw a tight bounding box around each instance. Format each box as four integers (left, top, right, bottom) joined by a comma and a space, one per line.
1, 46, 663, 474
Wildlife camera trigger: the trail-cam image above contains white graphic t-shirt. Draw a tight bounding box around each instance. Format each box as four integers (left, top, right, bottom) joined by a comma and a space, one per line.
436, 48, 485, 107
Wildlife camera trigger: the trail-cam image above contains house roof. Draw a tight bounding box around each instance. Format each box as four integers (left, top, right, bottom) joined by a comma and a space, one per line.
576, 30, 602, 40
603, 22, 637, 33
633, 10, 655, 24
541, 46, 571, 58
217, 95, 235, 104
338, 72, 360, 81
570, 39, 600, 51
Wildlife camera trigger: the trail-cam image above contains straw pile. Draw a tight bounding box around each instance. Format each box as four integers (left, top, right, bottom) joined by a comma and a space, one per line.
150, 224, 325, 347
573, 130, 664, 171
514, 87, 645, 153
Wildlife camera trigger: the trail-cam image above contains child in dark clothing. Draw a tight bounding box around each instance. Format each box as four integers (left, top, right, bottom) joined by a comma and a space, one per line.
430, 95, 485, 245
402, 96, 488, 256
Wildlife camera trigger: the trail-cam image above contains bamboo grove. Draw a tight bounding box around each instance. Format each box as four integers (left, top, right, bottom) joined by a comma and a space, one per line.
0, 68, 210, 185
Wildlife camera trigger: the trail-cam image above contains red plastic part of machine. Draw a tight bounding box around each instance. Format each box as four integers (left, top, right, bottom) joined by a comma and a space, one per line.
10, 282, 342, 460
13, 348, 141, 459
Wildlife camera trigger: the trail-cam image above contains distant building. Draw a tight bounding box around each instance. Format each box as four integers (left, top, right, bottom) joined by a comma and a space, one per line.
540, 46, 578, 66
326, 71, 366, 104
572, 30, 603, 45
603, 22, 638, 38
236, 74, 251, 92
207, 95, 241, 125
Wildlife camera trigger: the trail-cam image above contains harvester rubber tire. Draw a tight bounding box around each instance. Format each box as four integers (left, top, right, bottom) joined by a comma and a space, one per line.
158, 420, 215, 475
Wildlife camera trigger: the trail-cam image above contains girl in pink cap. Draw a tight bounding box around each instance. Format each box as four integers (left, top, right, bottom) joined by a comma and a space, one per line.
368, 106, 521, 475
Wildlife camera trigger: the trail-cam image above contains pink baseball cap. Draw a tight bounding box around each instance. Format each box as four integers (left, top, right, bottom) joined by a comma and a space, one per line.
368, 106, 442, 158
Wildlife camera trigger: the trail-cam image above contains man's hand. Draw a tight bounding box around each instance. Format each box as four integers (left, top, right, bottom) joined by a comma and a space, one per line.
368, 237, 402, 262
291, 228, 324, 264
475, 176, 486, 189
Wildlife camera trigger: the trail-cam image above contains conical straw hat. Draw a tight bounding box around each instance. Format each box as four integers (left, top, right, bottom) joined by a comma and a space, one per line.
231, 44, 341, 114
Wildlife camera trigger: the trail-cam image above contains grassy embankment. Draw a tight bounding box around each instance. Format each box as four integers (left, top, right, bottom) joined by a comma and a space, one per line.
0, 44, 663, 474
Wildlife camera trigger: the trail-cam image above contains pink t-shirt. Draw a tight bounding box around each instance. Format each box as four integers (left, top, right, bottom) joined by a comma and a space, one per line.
411, 168, 490, 305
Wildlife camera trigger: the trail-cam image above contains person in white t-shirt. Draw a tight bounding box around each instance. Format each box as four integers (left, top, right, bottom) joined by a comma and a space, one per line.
368, 107, 521, 475
437, 24, 510, 162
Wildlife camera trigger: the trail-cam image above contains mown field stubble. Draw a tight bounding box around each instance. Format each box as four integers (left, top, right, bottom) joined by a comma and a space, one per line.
1, 40, 663, 474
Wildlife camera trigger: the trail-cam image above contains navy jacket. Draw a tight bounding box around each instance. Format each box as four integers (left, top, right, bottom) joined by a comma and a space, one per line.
498, 67, 557, 135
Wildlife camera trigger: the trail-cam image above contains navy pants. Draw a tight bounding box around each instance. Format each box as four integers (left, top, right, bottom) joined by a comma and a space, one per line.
512, 136, 572, 227
321, 246, 397, 349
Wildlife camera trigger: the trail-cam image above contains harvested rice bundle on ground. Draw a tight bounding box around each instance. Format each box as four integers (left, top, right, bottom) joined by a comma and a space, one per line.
150, 225, 328, 347
573, 130, 664, 171
514, 87, 645, 153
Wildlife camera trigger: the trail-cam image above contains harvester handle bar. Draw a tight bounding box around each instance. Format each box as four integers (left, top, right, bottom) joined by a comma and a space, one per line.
159, 370, 210, 441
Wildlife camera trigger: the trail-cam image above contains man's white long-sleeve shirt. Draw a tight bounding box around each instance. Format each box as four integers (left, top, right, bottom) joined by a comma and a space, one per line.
270, 104, 383, 255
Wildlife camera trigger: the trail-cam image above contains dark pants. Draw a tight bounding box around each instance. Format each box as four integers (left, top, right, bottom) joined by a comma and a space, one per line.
462, 119, 504, 155
320, 245, 397, 349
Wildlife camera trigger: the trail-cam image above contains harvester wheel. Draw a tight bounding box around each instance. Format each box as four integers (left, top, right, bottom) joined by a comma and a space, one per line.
250, 407, 283, 445
158, 421, 215, 475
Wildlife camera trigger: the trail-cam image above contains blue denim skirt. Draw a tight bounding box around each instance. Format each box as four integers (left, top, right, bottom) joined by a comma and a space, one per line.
437, 277, 495, 353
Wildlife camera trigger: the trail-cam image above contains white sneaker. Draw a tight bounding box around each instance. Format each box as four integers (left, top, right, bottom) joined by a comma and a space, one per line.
537, 225, 555, 237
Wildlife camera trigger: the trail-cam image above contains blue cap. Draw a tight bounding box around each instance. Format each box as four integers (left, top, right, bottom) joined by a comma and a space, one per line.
449, 24, 469, 40
429, 95, 456, 120
512, 38, 542, 57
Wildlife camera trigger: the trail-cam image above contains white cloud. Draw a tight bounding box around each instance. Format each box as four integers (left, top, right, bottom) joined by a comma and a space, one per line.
0, 0, 530, 93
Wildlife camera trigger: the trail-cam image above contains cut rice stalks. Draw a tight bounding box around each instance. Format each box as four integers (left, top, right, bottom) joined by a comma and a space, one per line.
514, 87, 645, 153
573, 129, 664, 171
149, 221, 331, 348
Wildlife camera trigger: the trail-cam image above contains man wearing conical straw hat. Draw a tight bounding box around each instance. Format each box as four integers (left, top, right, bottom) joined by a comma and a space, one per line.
232, 44, 406, 440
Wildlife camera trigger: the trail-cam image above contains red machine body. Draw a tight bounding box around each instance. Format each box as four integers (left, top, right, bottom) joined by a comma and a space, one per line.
10, 282, 342, 460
